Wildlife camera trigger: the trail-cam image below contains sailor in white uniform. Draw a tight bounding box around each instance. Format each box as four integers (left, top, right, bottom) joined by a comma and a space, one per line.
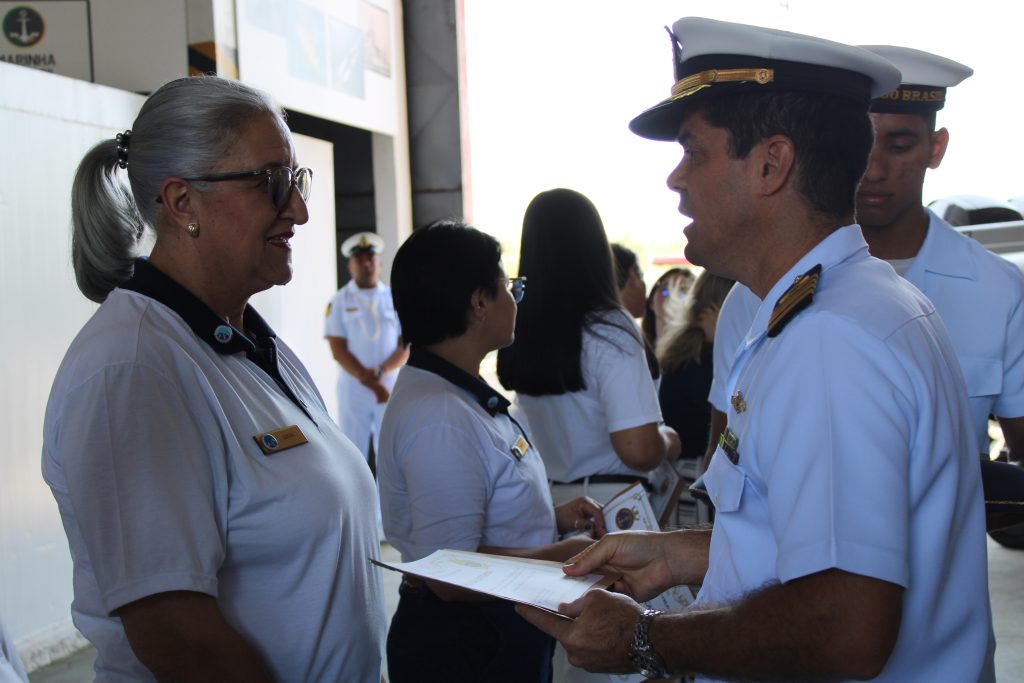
325, 232, 408, 465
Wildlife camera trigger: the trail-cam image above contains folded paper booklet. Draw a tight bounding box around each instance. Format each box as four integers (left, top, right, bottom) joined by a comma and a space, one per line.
604, 481, 660, 532
373, 549, 617, 618
648, 460, 688, 527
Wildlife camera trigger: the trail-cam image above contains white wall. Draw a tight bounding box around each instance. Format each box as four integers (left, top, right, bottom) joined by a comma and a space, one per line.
0, 62, 145, 669
90, 0, 189, 92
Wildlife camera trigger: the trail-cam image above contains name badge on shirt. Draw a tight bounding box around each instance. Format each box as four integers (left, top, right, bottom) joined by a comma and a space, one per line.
510, 434, 530, 461
345, 306, 359, 312
254, 425, 309, 455
719, 427, 740, 465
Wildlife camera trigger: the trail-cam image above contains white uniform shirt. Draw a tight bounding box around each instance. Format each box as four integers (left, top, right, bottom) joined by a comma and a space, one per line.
711, 213, 1024, 453
324, 280, 402, 390
515, 309, 663, 483
42, 260, 386, 682
708, 283, 762, 413
701, 226, 993, 683
378, 348, 557, 562
902, 210, 1024, 451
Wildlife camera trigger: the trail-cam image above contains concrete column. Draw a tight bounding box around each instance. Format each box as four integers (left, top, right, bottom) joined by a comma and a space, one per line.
402, 0, 470, 228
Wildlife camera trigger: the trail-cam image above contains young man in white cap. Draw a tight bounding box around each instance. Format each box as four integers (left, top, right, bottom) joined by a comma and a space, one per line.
325, 232, 409, 467
704, 45, 1024, 531
517, 17, 994, 682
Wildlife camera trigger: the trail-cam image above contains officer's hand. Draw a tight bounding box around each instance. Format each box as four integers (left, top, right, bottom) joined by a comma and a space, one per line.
561, 531, 681, 602
516, 590, 640, 674
554, 496, 606, 538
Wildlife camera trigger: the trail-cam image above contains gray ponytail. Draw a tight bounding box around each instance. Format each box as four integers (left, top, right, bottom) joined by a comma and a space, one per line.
69, 76, 282, 302
71, 139, 146, 302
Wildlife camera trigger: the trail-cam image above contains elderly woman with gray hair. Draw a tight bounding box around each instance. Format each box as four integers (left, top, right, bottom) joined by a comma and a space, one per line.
42, 76, 385, 682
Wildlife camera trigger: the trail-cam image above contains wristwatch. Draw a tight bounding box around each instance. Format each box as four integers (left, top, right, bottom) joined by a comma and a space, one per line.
373, 365, 384, 378
628, 608, 670, 679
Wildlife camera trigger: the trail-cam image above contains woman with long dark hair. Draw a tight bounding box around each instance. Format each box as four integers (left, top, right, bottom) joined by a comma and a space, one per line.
497, 189, 680, 506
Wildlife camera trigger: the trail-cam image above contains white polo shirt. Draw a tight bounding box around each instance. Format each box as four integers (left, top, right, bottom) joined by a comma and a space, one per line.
701, 226, 993, 683
515, 308, 663, 483
378, 347, 557, 562
42, 259, 386, 682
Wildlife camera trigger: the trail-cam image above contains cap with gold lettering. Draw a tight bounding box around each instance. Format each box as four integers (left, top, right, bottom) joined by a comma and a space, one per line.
861, 45, 972, 115
630, 17, 902, 141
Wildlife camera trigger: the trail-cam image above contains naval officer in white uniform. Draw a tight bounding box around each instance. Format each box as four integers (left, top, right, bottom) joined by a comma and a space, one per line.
517, 18, 993, 683
325, 232, 409, 466
703, 46, 1024, 534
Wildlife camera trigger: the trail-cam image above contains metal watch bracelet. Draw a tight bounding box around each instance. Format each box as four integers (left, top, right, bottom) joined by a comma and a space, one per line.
628, 608, 670, 679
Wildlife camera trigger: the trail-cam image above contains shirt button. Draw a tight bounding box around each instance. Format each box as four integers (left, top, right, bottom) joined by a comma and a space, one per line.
486, 396, 498, 409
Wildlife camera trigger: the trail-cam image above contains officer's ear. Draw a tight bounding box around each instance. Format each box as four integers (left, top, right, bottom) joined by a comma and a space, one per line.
928, 128, 950, 170
756, 134, 796, 196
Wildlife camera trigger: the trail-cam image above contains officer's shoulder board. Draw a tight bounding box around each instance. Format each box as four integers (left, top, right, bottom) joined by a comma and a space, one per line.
767, 264, 822, 338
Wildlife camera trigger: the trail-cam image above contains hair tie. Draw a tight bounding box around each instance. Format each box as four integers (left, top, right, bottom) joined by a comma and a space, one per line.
115, 130, 131, 169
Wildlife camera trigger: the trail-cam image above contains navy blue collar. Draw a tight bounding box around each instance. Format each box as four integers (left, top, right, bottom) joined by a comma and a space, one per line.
407, 346, 511, 416
119, 258, 277, 356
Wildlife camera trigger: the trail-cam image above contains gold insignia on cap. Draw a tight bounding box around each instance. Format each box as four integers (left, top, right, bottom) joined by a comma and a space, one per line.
731, 390, 747, 414
671, 67, 775, 99
767, 264, 822, 338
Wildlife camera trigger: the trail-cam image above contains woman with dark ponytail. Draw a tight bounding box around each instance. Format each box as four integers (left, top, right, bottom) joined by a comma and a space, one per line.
43, 76, 385, 682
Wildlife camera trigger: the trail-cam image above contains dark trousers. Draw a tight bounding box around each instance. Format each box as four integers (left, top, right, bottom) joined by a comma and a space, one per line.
386, 582, 554, 683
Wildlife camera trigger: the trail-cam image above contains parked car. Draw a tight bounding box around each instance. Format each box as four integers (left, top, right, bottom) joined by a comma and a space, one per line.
929, 194, 1023, 227
929, 195, 1024, 274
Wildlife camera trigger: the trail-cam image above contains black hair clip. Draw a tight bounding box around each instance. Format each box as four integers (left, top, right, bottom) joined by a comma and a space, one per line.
115, 130, 132, 169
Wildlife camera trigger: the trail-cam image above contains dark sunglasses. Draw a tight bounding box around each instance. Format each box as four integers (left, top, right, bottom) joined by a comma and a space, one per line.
166, 166, 313, 211
507, 277, 527, 304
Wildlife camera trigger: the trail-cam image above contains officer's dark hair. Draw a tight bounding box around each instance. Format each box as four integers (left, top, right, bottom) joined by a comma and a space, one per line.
610, 243, 639, 290
391, 218, 502, 347
694, 90, 874, 221
497, 188, 645, 395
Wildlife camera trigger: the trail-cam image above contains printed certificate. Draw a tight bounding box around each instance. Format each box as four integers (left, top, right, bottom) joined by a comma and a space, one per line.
373, 549, 616, 618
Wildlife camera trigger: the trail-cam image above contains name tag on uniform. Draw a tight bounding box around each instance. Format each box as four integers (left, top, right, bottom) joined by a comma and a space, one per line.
345, 306, 359, 312
510, 434, 530, 461
254, 425, 309, 455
